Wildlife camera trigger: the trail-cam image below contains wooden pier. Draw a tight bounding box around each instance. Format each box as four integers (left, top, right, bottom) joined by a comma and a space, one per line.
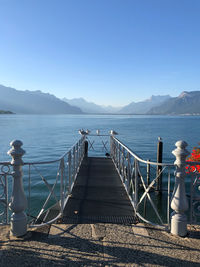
62, 156, 136, 224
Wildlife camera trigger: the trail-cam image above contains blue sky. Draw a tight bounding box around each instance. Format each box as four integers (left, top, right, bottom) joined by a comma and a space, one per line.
0, 0, 200, 106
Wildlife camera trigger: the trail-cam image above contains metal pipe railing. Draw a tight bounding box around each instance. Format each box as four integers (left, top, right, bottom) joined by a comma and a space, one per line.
29, 135, 86, 228
0, 136, 86, 234
110, 136, 174, 229
1, 131, 200, 237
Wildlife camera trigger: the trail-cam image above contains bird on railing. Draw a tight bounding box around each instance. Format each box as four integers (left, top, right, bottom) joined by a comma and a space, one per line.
110, 130, 118, 135
79, 129, 91, 135
79, 129, 87, 135
96, 129, 100, 135
86, 129, 90, 134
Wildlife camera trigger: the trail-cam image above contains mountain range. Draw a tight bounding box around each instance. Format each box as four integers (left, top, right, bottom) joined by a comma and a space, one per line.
0, 85, 82, 114
63, 97, 122, 114
1, 84, 200, 115
64, 92, 200, 115
119, 95, 171, 114
148, 91, 200, 115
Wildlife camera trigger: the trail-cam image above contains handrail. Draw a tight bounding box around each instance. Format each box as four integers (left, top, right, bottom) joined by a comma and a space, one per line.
186, 161, 200, 165
0, 162, 11, 166
110, 136, 174, 229
24, 137, 86, 165
28, 135, 86, 227
112, 136, 173, 167
0, 135, 86, 229
1, 132, 200, 236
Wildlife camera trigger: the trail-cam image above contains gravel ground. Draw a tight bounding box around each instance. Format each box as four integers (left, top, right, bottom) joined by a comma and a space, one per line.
0, 223, 200, 266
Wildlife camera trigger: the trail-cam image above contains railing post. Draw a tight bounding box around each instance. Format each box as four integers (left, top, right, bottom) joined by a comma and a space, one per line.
112, 137, 116, 162
76, 143, 78, 170
156, 137, 163, 193
147, 159, 150, 186
171, 140, 189, 237
68, 151, 72, 193
8, 140, 27, 237
81, 137, 84, 159
110, 136, 113, 156
60, 158, 65, 214
127, 153, 131, 190
118, 143, 120, 170
84, 140, 88, 157
73, 146, 75, 181
122, 147, 125, 182
134, 159, 139, 208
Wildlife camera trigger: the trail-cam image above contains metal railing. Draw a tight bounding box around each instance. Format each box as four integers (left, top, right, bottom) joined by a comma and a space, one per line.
1, 131, 200, 237
27, 135, 86, 227
84, 132, 111, 157
0, 162, 11, 224
0, 136, 86, 229
110, 136, 174, 229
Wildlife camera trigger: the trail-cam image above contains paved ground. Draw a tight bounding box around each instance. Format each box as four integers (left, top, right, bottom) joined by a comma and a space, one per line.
1, 223, 200, 266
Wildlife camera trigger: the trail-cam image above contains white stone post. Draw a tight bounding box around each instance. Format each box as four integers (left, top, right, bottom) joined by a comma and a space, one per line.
8, 140, 27, 237
171, 140, 189, 237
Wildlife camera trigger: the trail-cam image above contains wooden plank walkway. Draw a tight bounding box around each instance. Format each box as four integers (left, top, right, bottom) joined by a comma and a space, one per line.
62, 157, 136, 224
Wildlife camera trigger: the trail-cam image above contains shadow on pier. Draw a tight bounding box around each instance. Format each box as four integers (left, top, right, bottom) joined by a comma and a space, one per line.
1, 223, 200, 266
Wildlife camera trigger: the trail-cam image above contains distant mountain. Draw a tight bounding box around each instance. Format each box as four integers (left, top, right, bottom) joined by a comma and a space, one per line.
63, 97, 105, 113
101, 105, 122, 113
63, 97, 121, 114
148, 91, 200, 115
119, 95, 171, 114
0, 85, 82, 114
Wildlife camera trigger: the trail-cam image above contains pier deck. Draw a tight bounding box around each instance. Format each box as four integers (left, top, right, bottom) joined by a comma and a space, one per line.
62, 157, 136, 224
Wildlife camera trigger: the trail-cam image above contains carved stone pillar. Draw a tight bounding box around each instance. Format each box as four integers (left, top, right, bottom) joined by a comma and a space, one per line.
171, 141, 189, 237
8, 140, 27, 237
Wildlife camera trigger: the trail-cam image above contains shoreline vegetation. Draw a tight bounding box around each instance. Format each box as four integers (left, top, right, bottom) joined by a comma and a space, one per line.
0, 110, 14, 114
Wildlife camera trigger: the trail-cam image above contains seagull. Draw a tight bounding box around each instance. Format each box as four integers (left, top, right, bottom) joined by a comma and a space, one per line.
79, 129, 87, 135
96, 129, 100, 135
110, 130, 118, 135
85, 129, 90, 134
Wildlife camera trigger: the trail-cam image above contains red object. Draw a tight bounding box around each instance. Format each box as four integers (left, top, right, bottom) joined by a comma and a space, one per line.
186, 146, 200, 173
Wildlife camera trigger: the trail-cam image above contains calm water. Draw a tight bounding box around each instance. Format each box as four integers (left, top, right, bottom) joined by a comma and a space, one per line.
0, 114, 200, 162
1, 114, 200, 221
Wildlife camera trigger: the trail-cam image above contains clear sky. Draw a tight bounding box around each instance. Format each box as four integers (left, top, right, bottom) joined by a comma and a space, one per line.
0, 0, 200, 106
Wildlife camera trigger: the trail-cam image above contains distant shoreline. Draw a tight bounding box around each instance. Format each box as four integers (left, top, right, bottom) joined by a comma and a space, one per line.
1, 112, 200, 116
0, 110, 14, 114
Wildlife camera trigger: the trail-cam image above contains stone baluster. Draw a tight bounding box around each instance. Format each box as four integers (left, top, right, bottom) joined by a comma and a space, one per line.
8, 140, 27, 237
171, 140, 189, 237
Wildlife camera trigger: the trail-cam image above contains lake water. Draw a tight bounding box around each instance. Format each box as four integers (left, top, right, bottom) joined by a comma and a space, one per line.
1, 114, 200, 222
0, 114, 200, 162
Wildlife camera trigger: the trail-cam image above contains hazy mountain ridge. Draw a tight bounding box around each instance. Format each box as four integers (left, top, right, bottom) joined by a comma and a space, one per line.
64, 95, 172, 114
0, 85, 82, 114
1, 84, 200, 115
63, 97, 121, 114
63, 97, 106, 113
148, 91, 200, 114
65, 92, 200, 115
119, 95, 171, 114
